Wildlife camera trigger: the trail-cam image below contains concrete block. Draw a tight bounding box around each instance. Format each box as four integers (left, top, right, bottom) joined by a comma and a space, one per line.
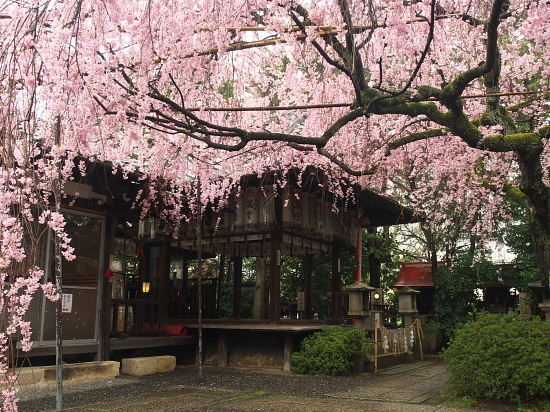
15, 367, 44, 386
121, 357, 157, 376
10, 361, 120, 392
43, 361, 120, 384
156, 355, 176, 373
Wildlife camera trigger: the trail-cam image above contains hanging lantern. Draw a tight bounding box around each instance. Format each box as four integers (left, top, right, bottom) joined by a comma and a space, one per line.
227, 193, 239, 232
138, 220, 148, 239
259, 185, 274, 229
137, 217, 161, 240
186, 217, 198, 239
282, 186, 295, 229
308, 194, 319, 235
323, 201, 334, 241
291, 191, 303, 230
315, 198, 325, 238
218, 208, 231, 235
235, 193, 245, 232
333, 207, 346, 242
301, 192, 314, 233
244, 187, 260, 231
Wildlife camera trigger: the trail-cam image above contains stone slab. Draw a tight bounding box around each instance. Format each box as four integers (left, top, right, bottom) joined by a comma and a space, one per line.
42, 361, 120, 384
15, 367, 44, 386
156, 355, 176, 373
122, 357, 157, 376
121, 355, 176, 376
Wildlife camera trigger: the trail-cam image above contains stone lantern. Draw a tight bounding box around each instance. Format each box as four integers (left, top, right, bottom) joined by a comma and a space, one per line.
344, 282, 375, 330
528, 281, 550, 320
396, 286, 420, 328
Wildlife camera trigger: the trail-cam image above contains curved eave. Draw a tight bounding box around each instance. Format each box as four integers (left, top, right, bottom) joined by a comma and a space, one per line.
357, 186, 423, 227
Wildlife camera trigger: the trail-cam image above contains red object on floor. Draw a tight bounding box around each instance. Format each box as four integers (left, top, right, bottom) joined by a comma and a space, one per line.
143, 324, 188, 336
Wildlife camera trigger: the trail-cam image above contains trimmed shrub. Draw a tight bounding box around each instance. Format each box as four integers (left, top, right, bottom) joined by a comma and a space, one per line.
443, 313, 550, 403
291, 325, 372, 375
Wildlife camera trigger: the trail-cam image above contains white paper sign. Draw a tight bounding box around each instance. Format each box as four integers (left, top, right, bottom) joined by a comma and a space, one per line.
62, 294, 73, 313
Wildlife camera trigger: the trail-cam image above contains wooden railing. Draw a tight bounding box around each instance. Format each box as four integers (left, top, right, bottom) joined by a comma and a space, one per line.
110, 299, 170, 338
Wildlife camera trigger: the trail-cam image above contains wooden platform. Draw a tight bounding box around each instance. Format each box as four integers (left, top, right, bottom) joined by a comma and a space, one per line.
110, 335, 197, 351
178, 320, 331, 371
182, 320, 328, 333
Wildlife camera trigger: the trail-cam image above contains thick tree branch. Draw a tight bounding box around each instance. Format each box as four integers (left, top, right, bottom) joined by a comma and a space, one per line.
443, 0, 504, 98
479, 132, 544, 152
336, 0, 368, 90
289, 7, 363, 104
386, 128, 448, 153
317, 148, 376, 176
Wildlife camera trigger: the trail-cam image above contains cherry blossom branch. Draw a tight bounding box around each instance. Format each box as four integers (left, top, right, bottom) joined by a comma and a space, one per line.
174, 91, 536, 112
182, 12, 502, 60
393, 0, 437, 96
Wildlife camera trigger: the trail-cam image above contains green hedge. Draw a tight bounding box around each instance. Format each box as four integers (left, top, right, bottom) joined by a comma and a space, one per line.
443, 313, 550, 402
291, 325, 372, 375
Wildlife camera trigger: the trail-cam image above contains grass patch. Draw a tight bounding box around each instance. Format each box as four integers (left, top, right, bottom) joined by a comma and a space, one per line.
426, 390, 477, 408
517, 398, 550, 412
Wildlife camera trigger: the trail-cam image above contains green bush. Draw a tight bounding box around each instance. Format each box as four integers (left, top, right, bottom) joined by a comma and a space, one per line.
291, 325, 372, 375
443, 313, 550, 403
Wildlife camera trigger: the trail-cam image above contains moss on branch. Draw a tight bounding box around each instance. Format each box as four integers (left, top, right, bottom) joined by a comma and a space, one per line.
539, 126, 550, 139
503, 184, 530, 207
481, 132, 542, 152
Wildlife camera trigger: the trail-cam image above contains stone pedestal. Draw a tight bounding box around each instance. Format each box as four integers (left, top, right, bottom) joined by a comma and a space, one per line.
396, 287, 420, 328
540, 301, 550, 320
343, 282, 376, 373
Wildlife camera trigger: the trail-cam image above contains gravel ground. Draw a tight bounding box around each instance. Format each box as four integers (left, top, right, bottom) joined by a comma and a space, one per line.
16, 358, 517, 412
17, 366, 375, 411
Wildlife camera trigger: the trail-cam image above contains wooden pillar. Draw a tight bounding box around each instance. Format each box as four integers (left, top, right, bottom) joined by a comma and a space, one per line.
269, 183, 283, 324
218, 331, 228, 368
269, 232, 282, 324
100, 212, 116, 361
283, 334, 293, 372
140, 244, 150, 298
303, 254, 313, 320
331, 246, 341, 319
158, 241, 170, 300
217, 255, 226, 319
368, 227, 381, 288
232, 256, 242, 320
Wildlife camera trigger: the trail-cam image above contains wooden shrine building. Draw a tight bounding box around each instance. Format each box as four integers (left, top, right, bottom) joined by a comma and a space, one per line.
20, 164, 419, 369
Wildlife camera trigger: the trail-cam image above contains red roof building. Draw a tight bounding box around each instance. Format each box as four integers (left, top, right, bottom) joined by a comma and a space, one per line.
392, 262, 445, 288
392, 262, 444, 317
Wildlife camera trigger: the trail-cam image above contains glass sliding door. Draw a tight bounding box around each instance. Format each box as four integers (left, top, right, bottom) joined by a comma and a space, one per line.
40, 210, 104, 343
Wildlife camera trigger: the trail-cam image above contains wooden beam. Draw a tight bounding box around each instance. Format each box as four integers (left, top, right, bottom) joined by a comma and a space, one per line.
232, 257, 243, 320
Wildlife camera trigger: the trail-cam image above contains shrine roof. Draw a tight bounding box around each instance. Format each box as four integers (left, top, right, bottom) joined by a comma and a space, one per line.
392, 262, 442, 288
